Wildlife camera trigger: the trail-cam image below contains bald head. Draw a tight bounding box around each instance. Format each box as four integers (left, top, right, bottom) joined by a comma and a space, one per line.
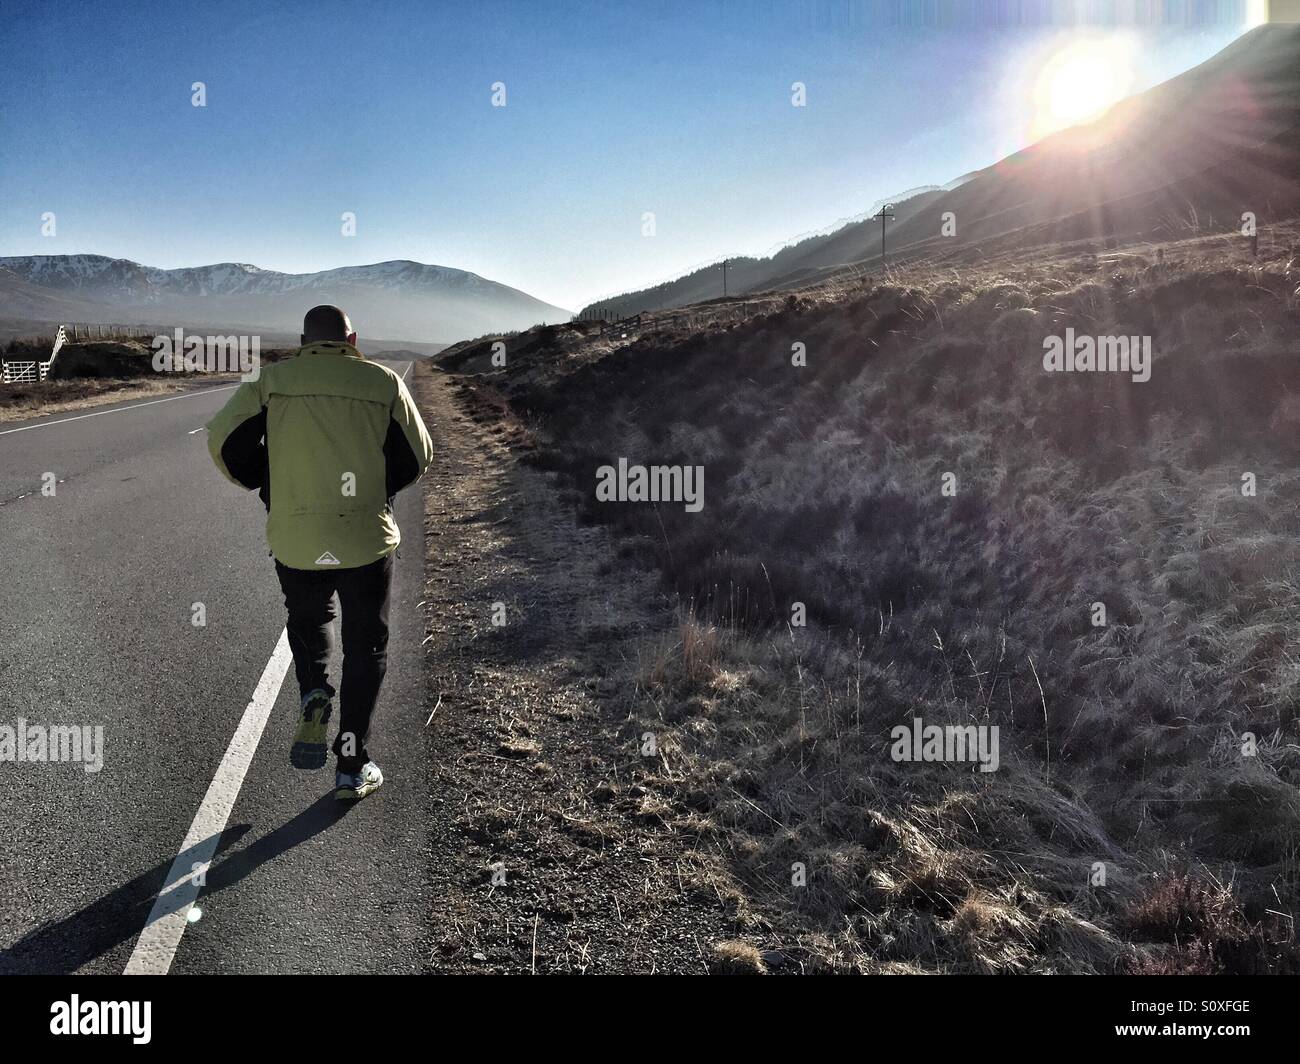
302, 305, 356, 346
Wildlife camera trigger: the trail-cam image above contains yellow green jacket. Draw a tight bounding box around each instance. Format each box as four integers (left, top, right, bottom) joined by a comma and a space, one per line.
206, 342, 434, 570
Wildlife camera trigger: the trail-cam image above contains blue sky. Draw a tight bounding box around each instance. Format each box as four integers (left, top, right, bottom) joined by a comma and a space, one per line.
0, 1, 1258, 311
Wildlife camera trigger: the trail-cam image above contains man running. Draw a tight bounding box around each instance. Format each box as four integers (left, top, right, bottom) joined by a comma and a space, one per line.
206, 305, 434, 799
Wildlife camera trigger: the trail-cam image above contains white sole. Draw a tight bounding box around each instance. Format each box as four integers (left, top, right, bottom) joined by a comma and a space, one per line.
336, 773, 384, 800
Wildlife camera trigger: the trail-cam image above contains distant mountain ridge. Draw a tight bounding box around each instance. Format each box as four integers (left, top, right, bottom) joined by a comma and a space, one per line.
0, 254, 570, 343
583, 23, 1300, 316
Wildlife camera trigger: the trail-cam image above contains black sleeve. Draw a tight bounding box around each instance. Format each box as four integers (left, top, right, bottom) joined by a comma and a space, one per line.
221, 408, 268, 493
383, 415, 420, 497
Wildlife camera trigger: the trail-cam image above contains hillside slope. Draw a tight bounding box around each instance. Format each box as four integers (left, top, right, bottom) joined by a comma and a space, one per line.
435, 223, 1300, 973
882, 23, 1300, 259
581, 189, 945, 319
592, 24, 1300, 315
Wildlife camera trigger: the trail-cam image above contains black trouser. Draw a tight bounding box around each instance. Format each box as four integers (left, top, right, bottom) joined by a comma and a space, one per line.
274, 554, 393, 773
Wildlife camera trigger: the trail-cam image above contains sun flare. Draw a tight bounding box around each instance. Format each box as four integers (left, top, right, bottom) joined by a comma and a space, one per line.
1030, 38, 1136, 140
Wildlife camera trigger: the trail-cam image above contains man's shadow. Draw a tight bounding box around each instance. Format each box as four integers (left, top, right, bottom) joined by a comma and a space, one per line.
0, 791, 350, 974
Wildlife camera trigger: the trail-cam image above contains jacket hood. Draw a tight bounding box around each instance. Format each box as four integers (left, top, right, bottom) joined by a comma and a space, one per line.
299, 340, 364, 358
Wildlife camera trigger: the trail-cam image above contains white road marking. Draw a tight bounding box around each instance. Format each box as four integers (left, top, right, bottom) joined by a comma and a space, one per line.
0, 385, 238, 437
124, 628, 292, 975
187, 427, 205, 435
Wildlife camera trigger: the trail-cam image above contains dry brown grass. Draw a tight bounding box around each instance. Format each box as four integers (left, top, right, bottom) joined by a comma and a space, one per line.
0, 376, 194, 421
709, 939, 768, 974
450, 221, 1300, 972
638, 611, 724, 692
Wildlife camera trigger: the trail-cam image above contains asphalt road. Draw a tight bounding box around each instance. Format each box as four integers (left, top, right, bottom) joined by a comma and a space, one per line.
0, 365, 434, 974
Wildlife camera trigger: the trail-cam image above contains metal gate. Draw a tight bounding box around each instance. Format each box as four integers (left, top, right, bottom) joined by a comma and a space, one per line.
1, 361, 41, 384
2, 325, 64, 384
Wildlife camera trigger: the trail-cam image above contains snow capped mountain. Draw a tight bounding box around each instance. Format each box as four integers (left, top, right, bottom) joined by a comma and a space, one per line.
0, 255, 570, 342
0, 255, 530, 299
141, 262, 275, 295
0, 254, 156, 294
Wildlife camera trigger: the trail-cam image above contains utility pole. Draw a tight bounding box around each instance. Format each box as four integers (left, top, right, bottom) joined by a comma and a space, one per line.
720, 258, 729, 298
873, 203, 895, 266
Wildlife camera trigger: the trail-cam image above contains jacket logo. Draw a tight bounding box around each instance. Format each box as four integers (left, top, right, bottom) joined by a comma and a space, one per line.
315, 551, 341, 566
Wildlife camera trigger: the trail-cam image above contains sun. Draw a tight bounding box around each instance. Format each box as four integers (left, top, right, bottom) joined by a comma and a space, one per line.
1030, 38, 1135, 140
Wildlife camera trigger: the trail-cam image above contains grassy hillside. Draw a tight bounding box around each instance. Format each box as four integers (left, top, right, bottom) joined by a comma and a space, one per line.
442, 224, 1300, 973
584, 25, 1300, 325
577, 188, 946, 320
